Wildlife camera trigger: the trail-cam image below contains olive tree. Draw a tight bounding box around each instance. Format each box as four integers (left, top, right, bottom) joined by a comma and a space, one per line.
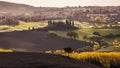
66, 32, 79, 39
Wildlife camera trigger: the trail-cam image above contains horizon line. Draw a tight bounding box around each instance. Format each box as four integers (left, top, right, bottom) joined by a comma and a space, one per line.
0, 1, 120, 8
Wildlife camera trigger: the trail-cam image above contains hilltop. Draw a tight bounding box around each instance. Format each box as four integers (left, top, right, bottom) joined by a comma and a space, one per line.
0, 1, 34, 15
0, 1, 50, 16
0, 1, 60, 16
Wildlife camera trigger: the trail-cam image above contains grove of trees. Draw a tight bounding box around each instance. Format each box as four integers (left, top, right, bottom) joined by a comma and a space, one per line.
47, 20, 78, 30
66, 32, 79, 39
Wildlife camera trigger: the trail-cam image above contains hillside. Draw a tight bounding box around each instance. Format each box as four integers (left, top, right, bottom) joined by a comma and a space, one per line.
0, 1, 39, 15
50, 28, 120, 43
0, 52, 102, 68
0, 1, 59, 16
97, 46, 120, 52
0, 30, 92, 52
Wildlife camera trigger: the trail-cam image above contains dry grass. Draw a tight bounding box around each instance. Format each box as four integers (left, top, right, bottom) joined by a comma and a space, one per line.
66, 52, 120, 68
0, 48, 13, 52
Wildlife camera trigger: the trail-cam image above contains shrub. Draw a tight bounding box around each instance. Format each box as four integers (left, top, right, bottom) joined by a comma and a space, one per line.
112, 39, 120, 46
46, 33, 58, 39
64, 47, 73, 55
54, 50, 65, 54
76, 46, 93, 52
1, 18, 19, 26
66, 32, 79, 39
103, 33, 114, 38
88, 35, 103, 44
115, 34, 120, 37
93, 44, 100, 51
93, 32, 101, 36
45, 50, 52, 54
0, 48, 13, 52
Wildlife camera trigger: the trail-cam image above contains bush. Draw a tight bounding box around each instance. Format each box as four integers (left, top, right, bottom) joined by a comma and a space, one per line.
103, 33, 114, 38
0, 48, 13, 52
64, 47, 73, 54
76, 46, 93, 52
112, 39, 120, 46
115, 34, 120, 37
93, 32, 101, 36
0, 18, 19, 26
45, 50, 52, 54
54, 50, 65, 54
66, 32, 79, 39
46, 33, 58, 39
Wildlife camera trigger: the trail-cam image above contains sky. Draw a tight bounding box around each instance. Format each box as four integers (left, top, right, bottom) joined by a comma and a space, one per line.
0, 0, 120, 7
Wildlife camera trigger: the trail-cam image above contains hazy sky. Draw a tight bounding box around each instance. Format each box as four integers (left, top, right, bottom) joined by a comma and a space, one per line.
0, 0, 120, 7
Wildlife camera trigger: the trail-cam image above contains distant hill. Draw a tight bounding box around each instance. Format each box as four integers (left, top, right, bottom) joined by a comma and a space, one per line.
0, 30, 92, 52
0, 1, 60, 16
0, 1, 38, 15
0, 52, 102, 68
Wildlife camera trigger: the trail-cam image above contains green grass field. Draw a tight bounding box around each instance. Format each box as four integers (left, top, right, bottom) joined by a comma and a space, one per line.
0, 21, 47, 32
0, 20, 120, 43
49, 28, 120, 43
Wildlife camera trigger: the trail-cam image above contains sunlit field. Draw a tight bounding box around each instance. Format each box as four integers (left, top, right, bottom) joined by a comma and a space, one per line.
0, 21, 47, 32
49, 28, 120, 43
0, 48, 13, 52
63, 52, 120, 68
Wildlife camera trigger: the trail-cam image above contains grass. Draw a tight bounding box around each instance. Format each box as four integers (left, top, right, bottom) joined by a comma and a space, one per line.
49, 28, 120, 43
0, 48, 13, 52
0, 21, 47, 32
66, 52, 120, 68
97, 46, 120, 52
0, 20, 120, 43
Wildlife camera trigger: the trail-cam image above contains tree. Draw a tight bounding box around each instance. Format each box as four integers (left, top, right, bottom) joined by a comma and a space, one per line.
103, 33, 114, 38
67, 32, 72, 39
77, 46, 92, 53
89, 16, 95, 22
71, 21, 74, 26
64, 47, 73, 56
112, 39, 120, 46
95, 16, 102, 23
66, 20, 69, 25
88, 35, 103, 44
83, 35, 88, 42
93, 32, 101, 36
66, 32, 79, 39
46, 33, 58, 39
93, 43, 100, 51
3, 18, 19, 26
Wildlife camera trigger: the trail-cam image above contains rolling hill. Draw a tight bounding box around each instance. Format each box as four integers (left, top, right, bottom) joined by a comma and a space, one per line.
0, 1, 59, 16
0, 52, 102, 68
0, 30, 92, 52
0, 1, 40, 15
